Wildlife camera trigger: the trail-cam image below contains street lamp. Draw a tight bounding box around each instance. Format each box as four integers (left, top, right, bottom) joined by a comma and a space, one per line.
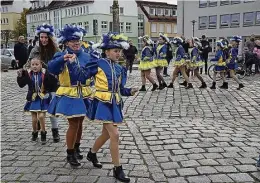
112, 0, 120, 33
191, 20, 196, 37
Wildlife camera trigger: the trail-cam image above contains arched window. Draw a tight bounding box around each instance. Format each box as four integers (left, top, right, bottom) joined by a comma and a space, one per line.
6, 18, 8, 24
80, 7, 82, 14
77, 7, 79, 15
3, 18, 5, 24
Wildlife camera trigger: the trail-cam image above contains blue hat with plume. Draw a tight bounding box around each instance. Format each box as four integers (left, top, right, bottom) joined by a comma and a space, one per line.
57, 24, 86, 43
35, 23, 55, 37
216, 40, 224, 48
230, 35, 242, 43
172, 37, 183, 45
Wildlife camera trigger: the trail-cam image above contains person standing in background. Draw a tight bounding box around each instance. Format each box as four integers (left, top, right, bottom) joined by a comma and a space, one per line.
28, 39, 34, 56
163, 40, 173, 77
123, 39, 138, 74
14, 36, 28, 69
200, 35, 211, 75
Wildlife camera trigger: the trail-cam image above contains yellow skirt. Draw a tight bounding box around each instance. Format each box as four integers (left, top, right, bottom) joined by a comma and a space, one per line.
154, 59, 168, 67
187, 61, 205, 69
173, 59, 186, 66
138, 60, 157, 70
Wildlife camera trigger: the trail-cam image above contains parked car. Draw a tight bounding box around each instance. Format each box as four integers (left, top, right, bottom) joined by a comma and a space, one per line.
1, 48, 18, 70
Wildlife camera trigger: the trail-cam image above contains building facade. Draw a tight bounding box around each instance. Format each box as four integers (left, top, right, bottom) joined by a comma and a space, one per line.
136, 1, 177, 50
177, 0, 260, 54
26, 0, 138, 44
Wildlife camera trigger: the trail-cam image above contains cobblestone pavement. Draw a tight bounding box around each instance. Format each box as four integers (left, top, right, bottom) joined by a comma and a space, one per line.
1, 69, 260, 183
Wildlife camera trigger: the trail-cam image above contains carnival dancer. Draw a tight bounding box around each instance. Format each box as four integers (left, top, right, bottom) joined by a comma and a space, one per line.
138, 35, 158, 91
168, 37, 193, 89
154, 33, 168, 90
25, 23, 61, 142
209, 40, 227, 89
47, 24, 91, 166
17, 57, 54, 144
226, 36, 244, 90
84, 33, 138, 182
186, 37, 207, 88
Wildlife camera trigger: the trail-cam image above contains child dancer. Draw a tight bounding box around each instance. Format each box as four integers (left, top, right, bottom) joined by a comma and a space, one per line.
138, 35, 158, 91
210, 40, 227, 89
226, 36, 244, 90
17, 57, 53, 144
168, 37, 193, 89
47, 25, 92, 166
84, 33, 138, 182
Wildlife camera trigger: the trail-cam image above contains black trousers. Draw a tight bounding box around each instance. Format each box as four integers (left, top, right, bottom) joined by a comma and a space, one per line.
200, 55, 208, 74
163, 59, 171, 75
126, 58, 134, 73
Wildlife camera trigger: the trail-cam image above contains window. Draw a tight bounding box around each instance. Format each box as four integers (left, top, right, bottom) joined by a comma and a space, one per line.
157, 9, 162, 15
77, 7, 79, 15
172, 10, 176, 16
165, 9, 170, 16
86, 6, 89, 14
173, 25, 177, 33
256, 11, 260, 25
209, 0, 218, 6
208, 15, 217, 29
166, 24, 172, 33
151, 23, 157, 33
101, 21, 108, 32
199, 16, 207, 29
149, 8, 155, 15
84, 21, 89, 33
120, 7, 124, 15
199, 0, 207, 8
159, 24, 164, 32
208, 37, 216, 53
110, 6, 113, 14
83, 6, 86, 14
231, 0, 240, 4
231, 13, 240, 27
120, 22, 124, 33
45, 13, 47, 20
138, 39, 142, 51
78, 22, 82, 27
109, 22, 113, 32
220, 14, 231, 28
220, 0, 230, 5
126, 22, 132, 32
243, 12, 255, 26
80, 7, 83, 15
71, 8, 74, 16
68, 9, 70, 16
5, 7, 8, 12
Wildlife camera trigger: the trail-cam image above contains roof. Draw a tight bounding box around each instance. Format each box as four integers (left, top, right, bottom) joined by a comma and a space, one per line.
1, 0, 14, 6
136, 0, 177, 8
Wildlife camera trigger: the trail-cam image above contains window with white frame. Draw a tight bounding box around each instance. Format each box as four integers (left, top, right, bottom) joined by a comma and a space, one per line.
151, 23, 157, 33
199, 16, 207, 29
199, 0, 207, 7
6, 18, 8, 24
74, 8, 76, 15
157, 8, 162, 15
86, 6, 89, 14
109, 22, 113, 32
173, 25, 177, 33
101, 21, 108, 32
208, 15, 217, 29
149, 8, 155, 15
166, 24, 172, 33
230, 13, 240, 27
120, 22, 124, 33
71, 8, 74, 16
231, 0, 240, 4
126, 22, 132, 32
68, 9, 70, 16
220, 14, 231, 28
80, 7, 82, 15
77, 7, 79, 15
220, 0, 230, 6
110, 6, 113, 14
243, 12, 255, 26
172, 10, 176, 16
83, 6, 86, 14
256, 11, 260, 25
209, 0, 218, 6
120, 7, 124, 15
84, 21, 89, 33
53, 10, 60, 35
78, 22, 82, 27
44, 13, 47, 20
165, 9, 170, 16
159, 24, 164, 32
138, 39, 142, 51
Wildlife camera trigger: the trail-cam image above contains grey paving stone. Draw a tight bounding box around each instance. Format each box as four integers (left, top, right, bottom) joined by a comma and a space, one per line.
235, 165, 258, 172
187, 175, 211, 183
74, 175, 98, 183
228, 173, 255, 182
196, 166, 218, 174
214, 165, 238, 173
180, 160, 200, 168
177, 168, 198, 176
56, 175, 76, 182
37, 174, 57, 182
161, 162, 180, 169
209, 174, 234, 182
168, 177, 188, 183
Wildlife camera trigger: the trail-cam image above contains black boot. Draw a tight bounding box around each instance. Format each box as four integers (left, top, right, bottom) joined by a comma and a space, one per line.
179, 81, 187, 87
220, 82, 228, 89
210, 82, 216, 89
139, 85, 146, 91
74, 143, 83, 160
237, 83, 244, 90
159, 82, 167, 90
67, 149, 81, 167
185, 83, 193, 89
113, 165, 130, 182
51, 128, 60, 143
199, 82, 207, 88
87, 149, 102, 168
41, 131, 47, 145
168, 83, 173, 88
31, 131, 38, 141
151, 83, 158, 91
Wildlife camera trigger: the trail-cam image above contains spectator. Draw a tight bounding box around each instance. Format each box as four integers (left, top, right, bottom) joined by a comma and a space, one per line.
200, 35, 211, 75
123, 39, 138, 73
14, 36, 28, 69
245, 35, 255, 53
163, 41, 173, 76
253, 39, 260, 73
27, 39, 34, 56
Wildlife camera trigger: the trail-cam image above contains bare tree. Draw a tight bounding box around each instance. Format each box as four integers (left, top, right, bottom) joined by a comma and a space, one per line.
1, 30, 13, 48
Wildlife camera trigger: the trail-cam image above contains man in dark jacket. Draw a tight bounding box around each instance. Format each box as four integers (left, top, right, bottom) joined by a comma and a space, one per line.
163, 42, 173, 76
14, 36, 28, 69
200, 35, 210, 74
123, 39, 138, 73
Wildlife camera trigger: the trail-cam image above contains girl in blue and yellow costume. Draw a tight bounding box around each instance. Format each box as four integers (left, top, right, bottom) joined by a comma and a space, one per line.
187, 37, 207, 88
17, 57, 54, 144
154, 33, 169, 90
47, 24, 92, 167
226, 36, 244, 90
209, 40, 227, 89
138, 35, 158, 91
84, 33, 138, 182
168, 37, 193, 89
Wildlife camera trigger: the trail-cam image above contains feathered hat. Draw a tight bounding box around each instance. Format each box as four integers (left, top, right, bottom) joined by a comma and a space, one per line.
159, 33, 170, 42
172, 37, 183, 45
230, 35, 242, 43
92, 32, 129, 50
192, 37, 202, 48
91, 50, 101, 59
216, 40, 224, 48
57, 24, 86, 43
35, 23, 55, 37
138, 35, 153, 45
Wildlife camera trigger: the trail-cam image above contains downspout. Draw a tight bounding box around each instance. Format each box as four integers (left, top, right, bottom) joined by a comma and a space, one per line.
182, 0, 185, 36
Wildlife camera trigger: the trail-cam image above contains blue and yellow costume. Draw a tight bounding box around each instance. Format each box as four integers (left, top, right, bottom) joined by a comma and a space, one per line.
84, 33, 134, 125
172, 37, 186, 66
154, 44, 168, 67
188, 47, 204, 69
17, 69, 51, 112
139, 45, 156, 70
226, 48, 238, 70
210, 40, 226, 72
